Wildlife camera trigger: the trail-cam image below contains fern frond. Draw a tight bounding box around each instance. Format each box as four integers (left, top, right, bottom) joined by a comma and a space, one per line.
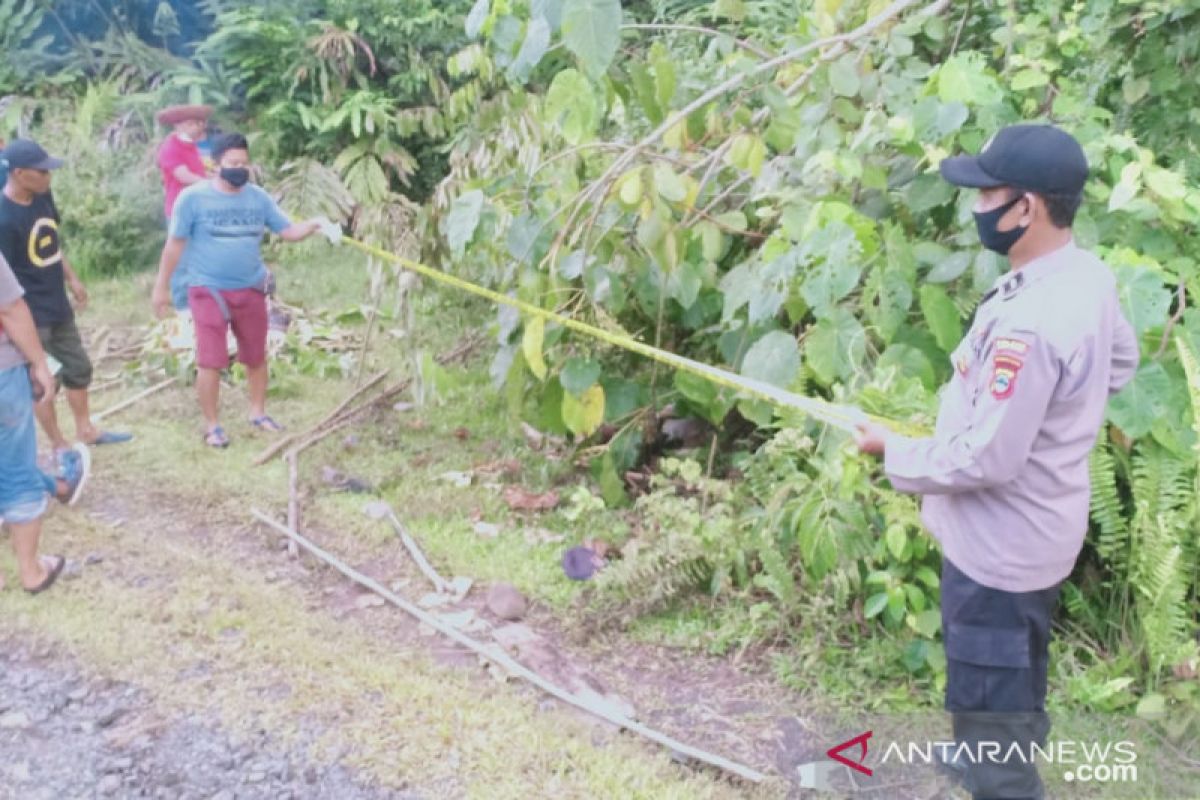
1090, 437, 1130, 580
589, 548, 713, 626
1173, 333, 1200, 458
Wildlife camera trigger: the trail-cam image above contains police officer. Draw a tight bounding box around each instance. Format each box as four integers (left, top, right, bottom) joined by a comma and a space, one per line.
856, 124, 1140, 799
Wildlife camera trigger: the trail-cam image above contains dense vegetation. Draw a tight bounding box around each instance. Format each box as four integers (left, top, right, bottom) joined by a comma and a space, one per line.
3, 0, 1198, 716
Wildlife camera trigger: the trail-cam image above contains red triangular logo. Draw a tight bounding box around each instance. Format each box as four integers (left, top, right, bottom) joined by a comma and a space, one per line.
827, 731, 873, 776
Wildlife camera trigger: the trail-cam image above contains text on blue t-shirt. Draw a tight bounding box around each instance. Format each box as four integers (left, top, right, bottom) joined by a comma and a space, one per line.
170, 182, 291, 290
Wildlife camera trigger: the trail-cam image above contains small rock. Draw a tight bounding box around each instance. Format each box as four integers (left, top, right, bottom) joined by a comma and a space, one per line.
472, 521, 500, 538
355, 594, 386, 610
393, 401, 415, 413
363, 501, 391, 520
447, 576, 474, 601
417, 593, 450, 609
304, 766, 319, 784
98, 774, 123, 795
96, 707, 125, 729
439, 471, 472, 488
68, 686, 89, 703
492, 623, 539, 651
0, 710, 30, 729
436, 610, 481, 632
84, 553, 104, 566
247, 771, 267, 783
114, 756, 135, 772
485, 583, 528, 621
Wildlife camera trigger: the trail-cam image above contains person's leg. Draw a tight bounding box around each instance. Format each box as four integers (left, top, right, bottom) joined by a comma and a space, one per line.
941, 558, 1060, 800
0, 365, 63, 590
246, 362, 268, 419
66, 387, 94, 439
196, 367, 221, 428
9, 515, 53, 589
31, 325, 69, 451
228, 289, 271, 421
44, 319, 99, 443
189, 287, 232, 441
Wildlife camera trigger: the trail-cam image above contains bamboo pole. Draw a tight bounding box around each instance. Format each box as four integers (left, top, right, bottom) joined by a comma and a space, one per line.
250, 510, 768, 784
94, 377, 179, 421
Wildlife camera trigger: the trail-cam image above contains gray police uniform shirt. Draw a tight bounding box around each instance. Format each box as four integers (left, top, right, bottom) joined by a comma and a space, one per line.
884, 241, 1139, 593
0, 251, 28, 371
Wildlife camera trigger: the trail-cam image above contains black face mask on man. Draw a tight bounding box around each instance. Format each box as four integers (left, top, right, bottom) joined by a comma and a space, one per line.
973, 193, 1029, 255
219, 167, 250, 188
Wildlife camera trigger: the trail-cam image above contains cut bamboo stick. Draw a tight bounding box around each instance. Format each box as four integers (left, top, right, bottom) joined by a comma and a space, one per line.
250, 510, 768, 784
94, 377, 178, 421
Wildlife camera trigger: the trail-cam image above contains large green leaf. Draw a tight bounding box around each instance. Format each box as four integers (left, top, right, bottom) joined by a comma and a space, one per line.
444, 189, 485, 257
798, 222, 863, 313
1108, 362, 1172, 439
561, 0, 622, 80
935, 52, 1003, 106
562, 384, 605, 437
865, 225, 917, 343
828, 54, 860, 97
877, 343, 935, 390
925, 251, 972, 283
806, 308, 866, 386
740, 330, 801, 389
465, 0, 490, 38
544, 68, 598, 144
523, 316, 548, 381
1113, 263, 1171, 336
532, 0, 564, 30
919, 284, 962, 353
508, 17, 551, 83
560, 357, 601, 395
601, 377, 644, 422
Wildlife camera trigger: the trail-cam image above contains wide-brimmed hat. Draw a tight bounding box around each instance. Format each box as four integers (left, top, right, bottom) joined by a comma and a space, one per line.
156, 104, 213, 126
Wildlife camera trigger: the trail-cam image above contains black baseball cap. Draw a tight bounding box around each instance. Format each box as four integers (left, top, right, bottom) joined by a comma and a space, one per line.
939, 124, 1088, 196
1, 138, 64, 171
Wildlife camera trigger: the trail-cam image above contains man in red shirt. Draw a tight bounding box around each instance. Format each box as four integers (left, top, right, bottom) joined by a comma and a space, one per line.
156, 104, 212, 313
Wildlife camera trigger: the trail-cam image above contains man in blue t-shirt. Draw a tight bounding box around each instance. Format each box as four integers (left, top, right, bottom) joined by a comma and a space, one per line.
152, 132, 330, 448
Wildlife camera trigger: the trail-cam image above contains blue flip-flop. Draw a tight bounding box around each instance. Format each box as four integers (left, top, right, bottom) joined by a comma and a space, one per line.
204, 426, 230, 448
250, 415, 285, 433
91, 431, 133, 445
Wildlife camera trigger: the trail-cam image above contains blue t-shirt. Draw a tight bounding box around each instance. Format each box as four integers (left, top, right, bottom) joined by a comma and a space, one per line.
170, 182, 291, 290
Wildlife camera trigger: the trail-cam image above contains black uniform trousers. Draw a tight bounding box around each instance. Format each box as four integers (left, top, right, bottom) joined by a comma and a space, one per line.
941, 557, 1063, 800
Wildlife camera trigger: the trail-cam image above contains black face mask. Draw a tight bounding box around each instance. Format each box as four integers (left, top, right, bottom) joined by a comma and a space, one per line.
219, 167, 250, 188
973, 194, 1029, 255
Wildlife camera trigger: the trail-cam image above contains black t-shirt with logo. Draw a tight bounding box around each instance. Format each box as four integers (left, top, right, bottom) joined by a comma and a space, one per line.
0, 191, 72, 326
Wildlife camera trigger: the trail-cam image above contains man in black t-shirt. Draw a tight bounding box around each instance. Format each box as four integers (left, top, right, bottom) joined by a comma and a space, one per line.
0, 139, 131, 462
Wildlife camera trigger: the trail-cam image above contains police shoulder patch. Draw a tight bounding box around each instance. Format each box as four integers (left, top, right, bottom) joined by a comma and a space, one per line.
990, 352, 1024, 400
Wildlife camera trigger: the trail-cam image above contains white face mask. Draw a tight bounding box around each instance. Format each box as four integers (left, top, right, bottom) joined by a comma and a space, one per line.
177, 132, 194, 143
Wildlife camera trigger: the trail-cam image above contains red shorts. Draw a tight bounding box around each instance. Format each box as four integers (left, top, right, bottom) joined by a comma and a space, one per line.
188, 286, 268, 370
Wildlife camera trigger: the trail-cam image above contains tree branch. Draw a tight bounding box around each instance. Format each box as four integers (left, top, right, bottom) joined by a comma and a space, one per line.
622, 23, 775, 60
545, 0, 949, 265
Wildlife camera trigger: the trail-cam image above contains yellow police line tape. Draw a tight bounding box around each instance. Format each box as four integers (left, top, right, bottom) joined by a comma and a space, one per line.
340, 235, 920, 437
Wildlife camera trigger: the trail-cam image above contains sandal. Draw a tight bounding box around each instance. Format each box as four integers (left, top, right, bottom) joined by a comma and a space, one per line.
25, 554, 66, 595
250, 415, 285, 433
204, 426, 230, 448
